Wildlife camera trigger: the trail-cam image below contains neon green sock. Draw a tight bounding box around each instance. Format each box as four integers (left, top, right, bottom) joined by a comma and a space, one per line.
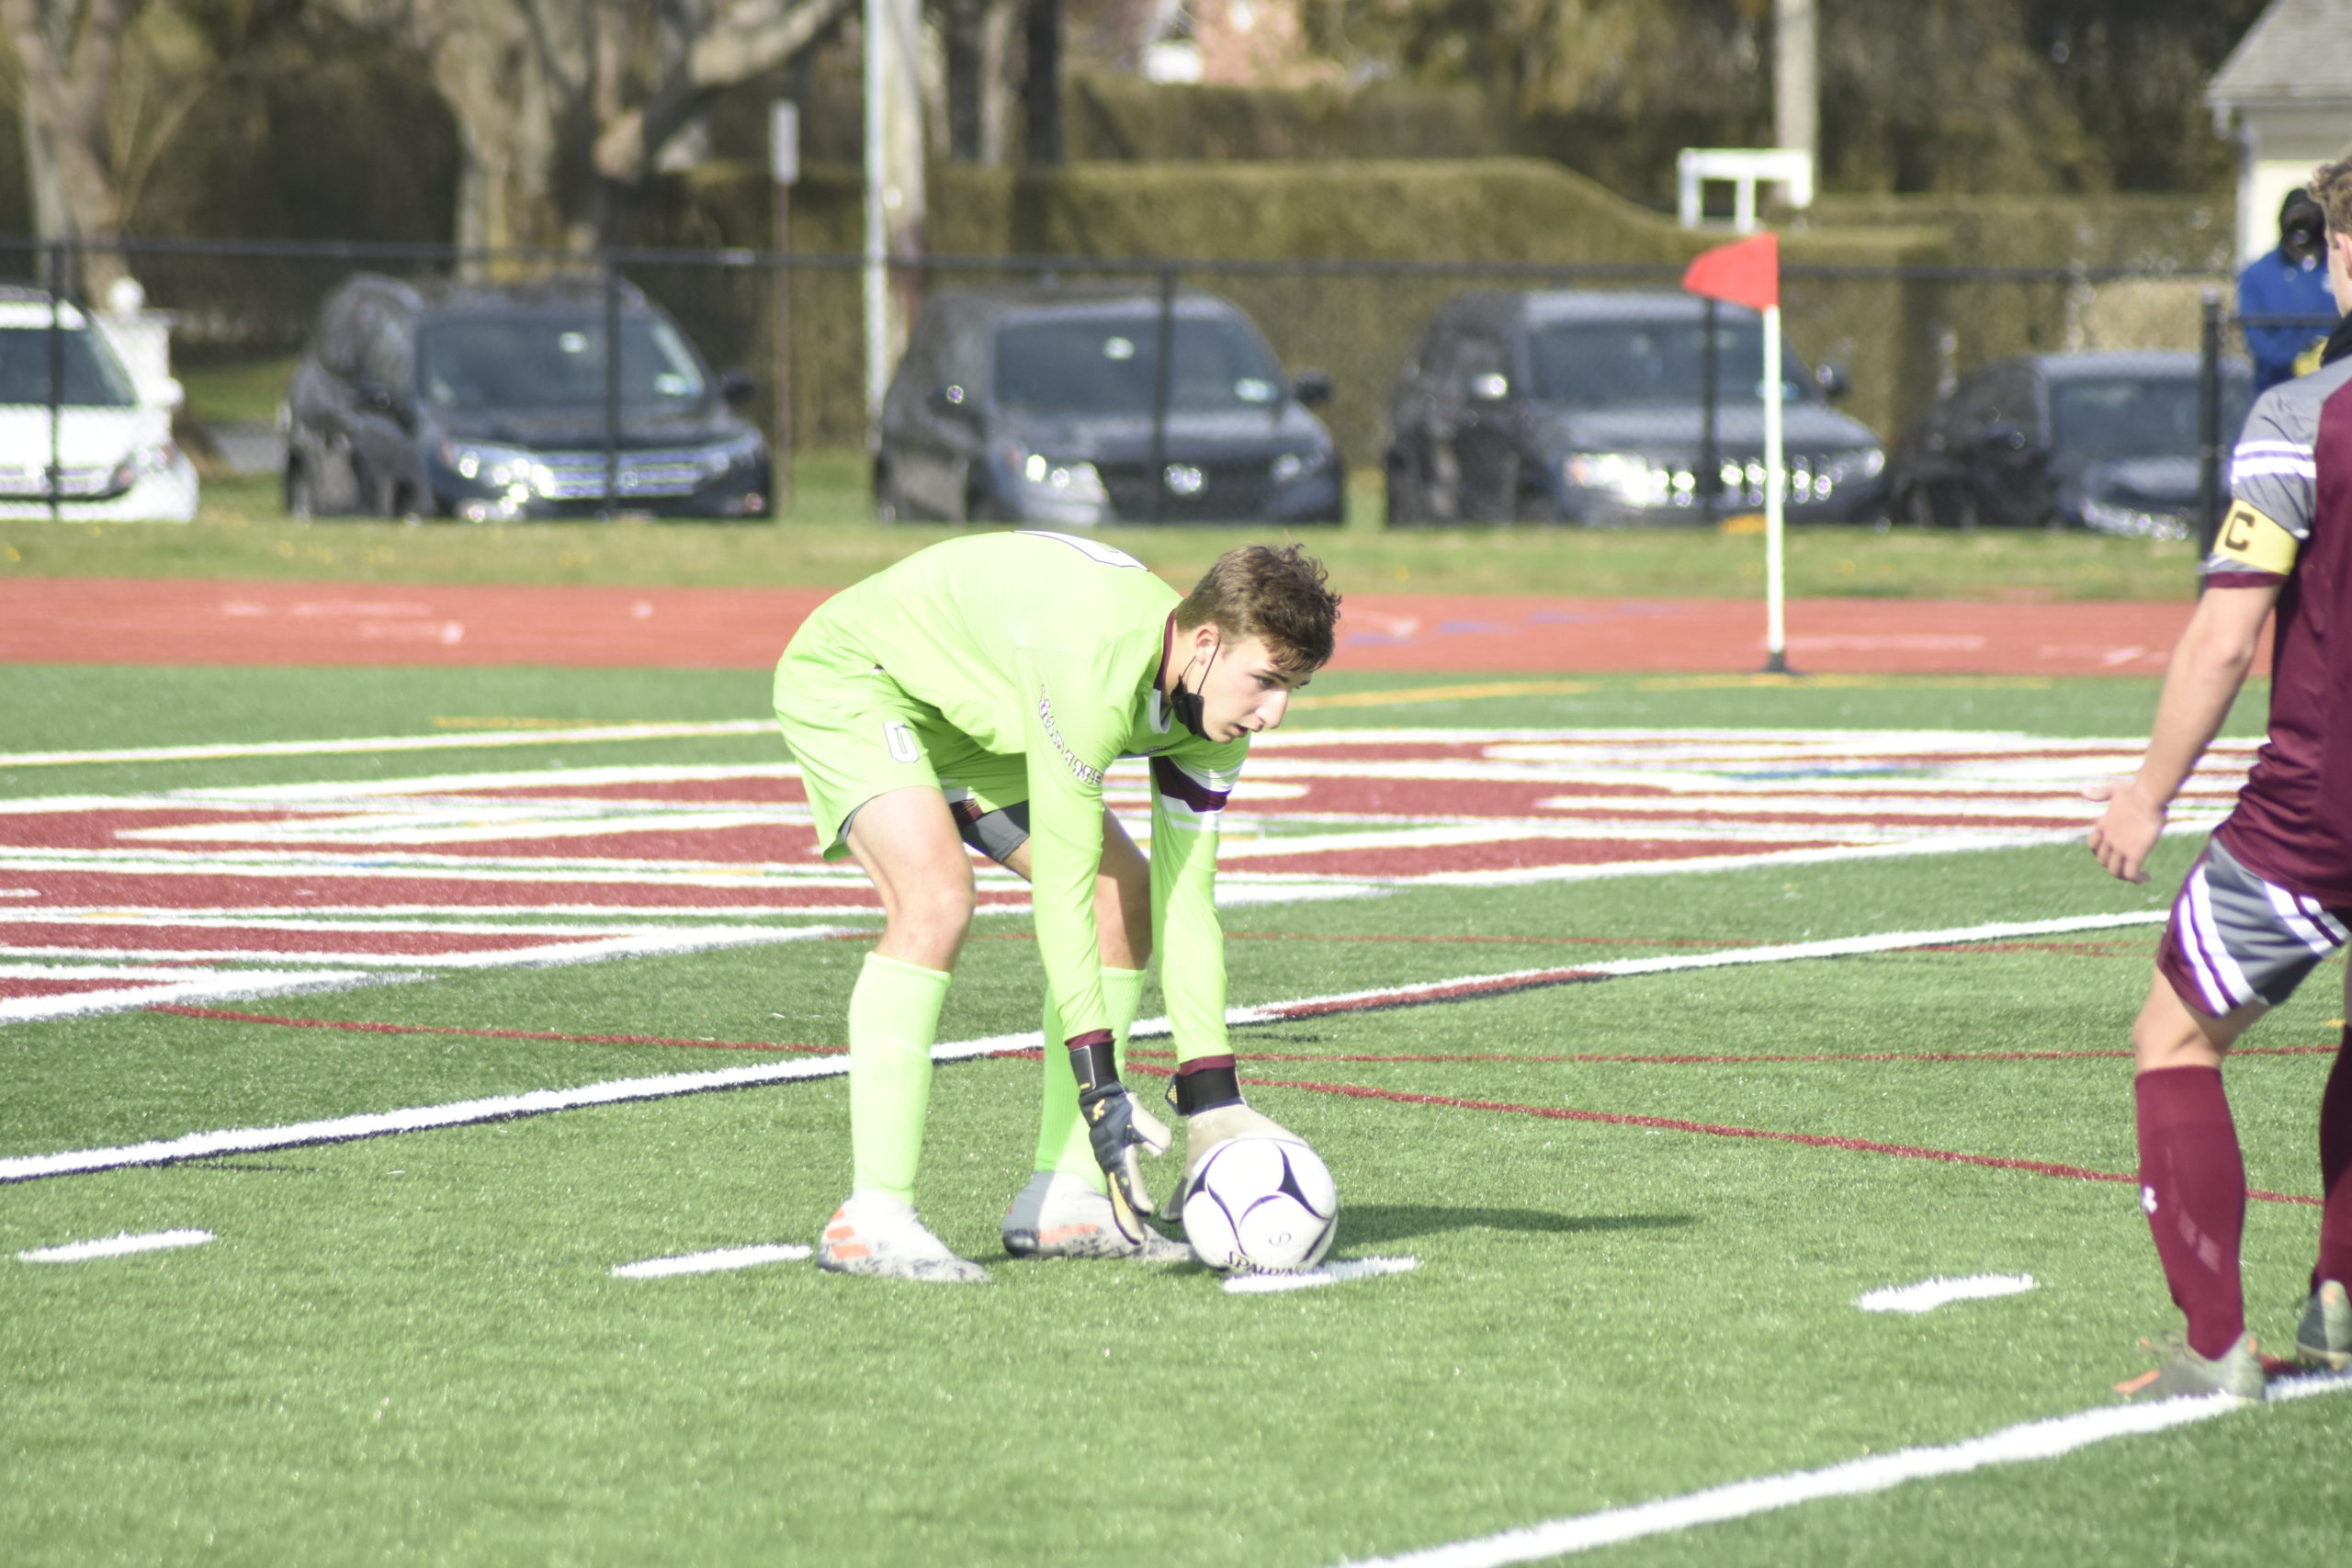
1034, 967, 1146, 1190
847, 951, 951, 1203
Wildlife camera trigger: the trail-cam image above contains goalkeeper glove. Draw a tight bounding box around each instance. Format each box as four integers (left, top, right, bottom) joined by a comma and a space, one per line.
1069, 1032, 1170, 1243
1168, 1055, 1296, 1199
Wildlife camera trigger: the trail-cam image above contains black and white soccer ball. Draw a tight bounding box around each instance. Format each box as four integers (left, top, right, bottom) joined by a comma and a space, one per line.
1181, 1134, 1338, 1272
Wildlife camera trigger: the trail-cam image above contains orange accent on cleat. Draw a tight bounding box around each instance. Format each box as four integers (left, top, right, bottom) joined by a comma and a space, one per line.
2112, 1369, 2161, 1397
1038, 1222, 1103, 1246
828, 1243, 870, 1260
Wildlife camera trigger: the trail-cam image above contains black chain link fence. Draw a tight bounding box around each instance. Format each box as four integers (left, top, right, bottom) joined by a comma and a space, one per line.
0, 234, 2273, 526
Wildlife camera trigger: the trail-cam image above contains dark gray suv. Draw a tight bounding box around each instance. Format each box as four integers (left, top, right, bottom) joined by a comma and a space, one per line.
1383, 290, 1888, 525
283, 273, 770, 522
874, 285, 1342, 525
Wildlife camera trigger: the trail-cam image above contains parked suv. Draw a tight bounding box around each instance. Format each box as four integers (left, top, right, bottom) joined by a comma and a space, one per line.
1383, 290, 1886, 525
0, 286, 197, 522
874, 284, 1342, 525
1888, 351, 2252, 537
283, 274, 769, 521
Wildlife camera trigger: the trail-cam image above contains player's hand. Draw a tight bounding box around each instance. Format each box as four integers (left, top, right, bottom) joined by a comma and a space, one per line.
1077, 1082, 1170, 1242
2085, 778, 2165, 885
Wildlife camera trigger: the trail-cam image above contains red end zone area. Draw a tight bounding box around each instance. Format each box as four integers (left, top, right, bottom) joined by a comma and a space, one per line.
0, 731, 2253, 1024
0, 576, 2213, 675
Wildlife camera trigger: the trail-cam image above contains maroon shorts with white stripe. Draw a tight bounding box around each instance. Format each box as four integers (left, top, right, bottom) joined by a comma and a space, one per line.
2157, 837, 2352, 1017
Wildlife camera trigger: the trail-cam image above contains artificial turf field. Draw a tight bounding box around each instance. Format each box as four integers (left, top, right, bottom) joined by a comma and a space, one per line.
5, 661, 2350, 1567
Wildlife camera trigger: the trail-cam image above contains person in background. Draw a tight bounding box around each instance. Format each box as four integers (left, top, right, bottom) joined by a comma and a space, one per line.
2238, 187, 2339, 395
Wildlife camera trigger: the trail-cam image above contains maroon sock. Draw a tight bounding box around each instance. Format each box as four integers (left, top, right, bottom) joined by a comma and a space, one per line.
2315, 1032, 2352, 1291
2135, 1066, 2246, 1360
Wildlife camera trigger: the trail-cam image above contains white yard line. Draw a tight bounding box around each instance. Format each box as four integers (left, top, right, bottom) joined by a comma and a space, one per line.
1, 911, 2170, 1183
612, 1244, 812, 1279
1329, 1372, 2352, 1568
1857, 1274, 2038, 1314
0, 720, 777, 770
1224, 1257, 1419, 1294
17, 1229, 214, 1262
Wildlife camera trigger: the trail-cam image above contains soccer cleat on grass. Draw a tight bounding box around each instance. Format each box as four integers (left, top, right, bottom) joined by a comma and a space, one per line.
2296, 1280, 2352, 1371
2112, 1331, 2265, 1402
1001, 1171, 1188, 1262
816, 1193, 990, 1284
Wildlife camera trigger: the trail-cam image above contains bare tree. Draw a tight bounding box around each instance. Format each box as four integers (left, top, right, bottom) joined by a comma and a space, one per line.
2, 0, 138, 294
323, 0, 852, 261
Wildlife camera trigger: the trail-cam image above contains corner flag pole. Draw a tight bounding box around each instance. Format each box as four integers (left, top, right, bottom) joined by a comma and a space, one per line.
1761, 298, 1787, 672
1681, 231, 1792, 675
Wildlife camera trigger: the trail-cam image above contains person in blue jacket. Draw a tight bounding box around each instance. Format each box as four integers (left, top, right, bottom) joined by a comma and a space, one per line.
2240, 188, 2340, 393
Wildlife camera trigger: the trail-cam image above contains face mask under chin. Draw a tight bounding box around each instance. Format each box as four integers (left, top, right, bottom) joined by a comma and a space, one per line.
1170, 642, 1219, 739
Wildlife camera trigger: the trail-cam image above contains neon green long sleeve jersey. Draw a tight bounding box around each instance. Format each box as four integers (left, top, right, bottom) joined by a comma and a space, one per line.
791, 528, 1248, 1060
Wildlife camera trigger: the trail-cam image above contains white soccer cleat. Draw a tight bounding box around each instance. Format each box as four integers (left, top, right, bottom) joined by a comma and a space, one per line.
816, 1192, 991, 1284
1001, 1170, 1188, 1262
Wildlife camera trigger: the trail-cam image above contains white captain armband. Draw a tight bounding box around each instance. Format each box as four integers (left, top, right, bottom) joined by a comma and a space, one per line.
2212, 500, 2300, 577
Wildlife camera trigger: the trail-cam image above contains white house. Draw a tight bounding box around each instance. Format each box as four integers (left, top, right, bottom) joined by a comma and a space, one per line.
2210, 0, 2352, 265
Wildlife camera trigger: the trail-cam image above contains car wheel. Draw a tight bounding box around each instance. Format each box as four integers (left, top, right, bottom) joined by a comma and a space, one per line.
1898, 483, 1937, 528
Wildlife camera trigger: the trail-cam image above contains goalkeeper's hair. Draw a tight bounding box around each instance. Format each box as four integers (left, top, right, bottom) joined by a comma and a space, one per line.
1174, 544, 1340, 676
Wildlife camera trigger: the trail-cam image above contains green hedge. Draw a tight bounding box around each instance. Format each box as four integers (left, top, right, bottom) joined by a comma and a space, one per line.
647, 157, 1950, 458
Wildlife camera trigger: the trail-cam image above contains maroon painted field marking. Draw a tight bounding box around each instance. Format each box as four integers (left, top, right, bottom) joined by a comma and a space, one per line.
148, 1003, 835, 1055
1243, 1075, 2323, 1207
1123, 1043, 2337, 1066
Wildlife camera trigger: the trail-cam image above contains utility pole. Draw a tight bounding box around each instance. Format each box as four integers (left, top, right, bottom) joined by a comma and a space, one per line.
771, 101, 798, 513
1774, 0, 1817, 173
864, 0, 927, 431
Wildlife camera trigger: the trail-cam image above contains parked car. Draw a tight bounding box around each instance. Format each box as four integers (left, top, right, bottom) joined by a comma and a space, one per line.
1383, 289, 1888, 525
283, 274, 769, 522
1888, 351, 2253, 537
0, 286, 197, 522
873, 285, 1342, 525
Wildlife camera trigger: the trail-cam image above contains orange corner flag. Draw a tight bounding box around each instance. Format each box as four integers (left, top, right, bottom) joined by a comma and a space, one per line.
1682, 231, 1779, 311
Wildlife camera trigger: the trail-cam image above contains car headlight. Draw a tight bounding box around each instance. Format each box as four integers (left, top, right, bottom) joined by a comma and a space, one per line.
2081, 496, 2189, 541
695, 432, 766, 482
1565, 451, 1676, 506
1821, 448, 1886, 484
1001, 443, 1108, 505
1271, 448, 1329, 484
435, 439, 539, 490
107, 441, 178, 492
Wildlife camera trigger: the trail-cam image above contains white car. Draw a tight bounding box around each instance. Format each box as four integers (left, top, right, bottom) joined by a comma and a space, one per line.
0, 287, 197, 522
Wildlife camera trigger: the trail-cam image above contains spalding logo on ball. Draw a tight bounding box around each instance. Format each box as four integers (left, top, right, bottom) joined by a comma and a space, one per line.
1180, 1134, 1338, 1272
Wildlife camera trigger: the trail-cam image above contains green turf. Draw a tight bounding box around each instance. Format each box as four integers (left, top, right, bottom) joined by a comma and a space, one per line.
4, 667, 2346, 1567
0, 467, 2208, 599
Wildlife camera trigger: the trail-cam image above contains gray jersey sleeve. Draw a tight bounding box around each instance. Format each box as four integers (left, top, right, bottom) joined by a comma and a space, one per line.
2206, 367, 2338, 580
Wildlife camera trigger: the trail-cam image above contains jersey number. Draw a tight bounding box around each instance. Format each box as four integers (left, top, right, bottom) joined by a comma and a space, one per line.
882, 720, 922, 764
1016, 530, 1145, 570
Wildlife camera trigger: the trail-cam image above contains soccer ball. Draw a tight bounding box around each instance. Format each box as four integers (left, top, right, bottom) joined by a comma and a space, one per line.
1181, 1134, 1338, 1272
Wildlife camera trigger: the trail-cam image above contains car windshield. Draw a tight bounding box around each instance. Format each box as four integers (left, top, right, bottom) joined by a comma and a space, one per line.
0, 326, 140, 408
993, 316, 1286, 415
1527, 318, 1813, 407
2048, 375, 2250, 460
415, 312, 709, 411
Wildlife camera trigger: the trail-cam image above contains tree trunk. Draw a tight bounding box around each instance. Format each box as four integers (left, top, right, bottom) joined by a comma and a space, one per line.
1, 0, 134, 299
1024, 0, 1060, 166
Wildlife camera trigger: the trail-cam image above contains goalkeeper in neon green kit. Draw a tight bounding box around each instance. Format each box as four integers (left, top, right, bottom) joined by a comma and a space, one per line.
774, 532, 1341, 1281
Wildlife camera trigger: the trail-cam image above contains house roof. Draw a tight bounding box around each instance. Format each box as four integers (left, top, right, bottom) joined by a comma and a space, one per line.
2210, 0, 2352, 108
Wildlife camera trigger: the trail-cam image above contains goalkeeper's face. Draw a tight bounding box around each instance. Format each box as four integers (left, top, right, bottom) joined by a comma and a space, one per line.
1190, 633, 1306, 741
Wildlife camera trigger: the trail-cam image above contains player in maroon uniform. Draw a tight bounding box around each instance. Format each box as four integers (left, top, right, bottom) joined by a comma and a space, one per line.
2088, 156, 2352, 1400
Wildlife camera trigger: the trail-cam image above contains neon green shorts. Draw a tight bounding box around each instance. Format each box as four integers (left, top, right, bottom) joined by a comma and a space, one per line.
774, 627, 1028, 863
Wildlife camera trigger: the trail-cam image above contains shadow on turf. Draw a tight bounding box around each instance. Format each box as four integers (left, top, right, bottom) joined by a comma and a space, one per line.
1340, 1204, 1696, 1245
